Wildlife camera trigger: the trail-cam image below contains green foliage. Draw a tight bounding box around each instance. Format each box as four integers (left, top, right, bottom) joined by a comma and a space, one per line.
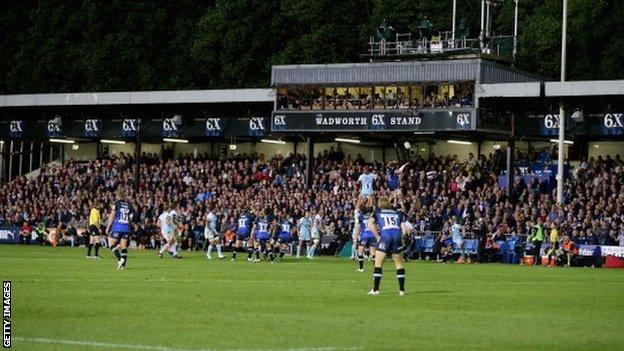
0, 0, 622, 93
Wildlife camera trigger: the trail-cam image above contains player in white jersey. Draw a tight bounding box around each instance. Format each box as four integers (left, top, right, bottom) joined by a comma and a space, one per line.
308, 208, 323, 259
358, 166, 377, 206
157, 203, 181, 259
205, 205, 225, 259
296, 210, 312, 258
451, 217, 466, 262
350, 198, 363, 260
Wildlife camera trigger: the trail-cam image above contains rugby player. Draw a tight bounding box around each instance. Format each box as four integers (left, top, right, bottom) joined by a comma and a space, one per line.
350, 197, 362, 260
272, 213, 294, 262
367, 196, 409, 296
157, 203, 181, 259
308, 208, 323, 259
105, 188, 134, 270
296, 209, 312, 258
356, 206, 376, 272
232, 209, 254, 261
451, 217, 466, 263
205, 205, 225, 259
358, 166, 377, 206
252, 209, 272, 263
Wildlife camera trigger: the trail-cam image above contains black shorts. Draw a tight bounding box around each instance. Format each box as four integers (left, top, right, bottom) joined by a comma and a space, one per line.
89, 225, 100, 236
256, 238, 270, 246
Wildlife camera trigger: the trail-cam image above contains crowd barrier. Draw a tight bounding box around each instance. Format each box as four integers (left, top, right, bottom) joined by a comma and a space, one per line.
409, 234, 624, 266
0, 226, 20, 243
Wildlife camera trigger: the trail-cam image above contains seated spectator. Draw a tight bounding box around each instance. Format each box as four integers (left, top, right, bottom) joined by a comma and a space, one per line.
19, 221, 32, 245
34, 223, 48, 245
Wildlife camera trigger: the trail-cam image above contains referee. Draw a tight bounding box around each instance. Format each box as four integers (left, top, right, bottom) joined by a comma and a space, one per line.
86, 202, 102, 259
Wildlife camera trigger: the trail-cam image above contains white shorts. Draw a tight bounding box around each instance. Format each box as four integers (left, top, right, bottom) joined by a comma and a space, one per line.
204, 228, 218, 240
311, 228, 320, 240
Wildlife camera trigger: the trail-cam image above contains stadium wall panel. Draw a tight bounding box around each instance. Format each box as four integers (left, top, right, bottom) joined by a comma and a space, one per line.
64, 143, 97, 161
587, 141, 624, 159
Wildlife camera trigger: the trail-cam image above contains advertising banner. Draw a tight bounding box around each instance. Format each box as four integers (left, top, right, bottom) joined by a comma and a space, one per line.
271, 109, 475, 133
0, 227, 20, 244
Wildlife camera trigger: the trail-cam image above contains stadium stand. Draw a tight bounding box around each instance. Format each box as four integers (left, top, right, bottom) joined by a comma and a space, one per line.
1, 148, 622, 266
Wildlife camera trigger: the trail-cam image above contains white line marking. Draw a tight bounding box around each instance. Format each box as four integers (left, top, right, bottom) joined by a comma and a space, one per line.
14, 337, 362, 351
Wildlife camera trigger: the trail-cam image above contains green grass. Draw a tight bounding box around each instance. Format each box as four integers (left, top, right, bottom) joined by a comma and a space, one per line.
2, 245, 624, 351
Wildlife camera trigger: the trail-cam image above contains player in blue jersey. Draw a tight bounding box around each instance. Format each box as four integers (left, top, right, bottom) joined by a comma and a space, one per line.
105, 188, 134, 270
232, 210, 254, 261
367, 196, 409, 296
437, 221, 454, 263
355, 206, 376, 272
271, 213, 294, 262
252, 209, 272, 263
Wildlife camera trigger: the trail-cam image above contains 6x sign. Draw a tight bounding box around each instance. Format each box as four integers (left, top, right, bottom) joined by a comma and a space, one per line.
205, 118, 222, 136
456, 113, 471, 127
604, 113, 623, 128
9, 121, 23, 133
122, 119, 138, 132
543, 114, 560, 129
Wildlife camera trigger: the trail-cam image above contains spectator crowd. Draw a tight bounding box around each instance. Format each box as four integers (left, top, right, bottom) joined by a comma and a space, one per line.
1, 147, 623, 264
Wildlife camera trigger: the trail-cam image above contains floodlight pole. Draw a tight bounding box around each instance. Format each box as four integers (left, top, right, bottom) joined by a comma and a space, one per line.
486, 1, 491, 38
134, 118, 142, 192
0, 141, 4, 184
513, 0, 519, 62
480, 0, 485, 51
452, 0, 457, 44
556, 0, 567, 204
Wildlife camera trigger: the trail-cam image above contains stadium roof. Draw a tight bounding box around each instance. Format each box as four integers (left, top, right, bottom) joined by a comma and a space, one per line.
478, 79, 624, 98
477, 82, 541, 98
545, 80, 624, 97
0, 88, 275, 107
271, 59, 541, 86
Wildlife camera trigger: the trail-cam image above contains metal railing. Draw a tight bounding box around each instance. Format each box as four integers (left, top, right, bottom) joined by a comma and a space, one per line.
367, 32, 513, 60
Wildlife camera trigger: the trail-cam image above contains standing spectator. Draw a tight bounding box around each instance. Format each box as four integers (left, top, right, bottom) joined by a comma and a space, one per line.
616, 228, 624, 246
531, 219, 545, 266
473, 216, 487, 263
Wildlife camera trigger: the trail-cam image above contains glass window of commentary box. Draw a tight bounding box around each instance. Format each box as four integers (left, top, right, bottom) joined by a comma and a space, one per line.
358, 87, 372, 109
276, 83, 474, 110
